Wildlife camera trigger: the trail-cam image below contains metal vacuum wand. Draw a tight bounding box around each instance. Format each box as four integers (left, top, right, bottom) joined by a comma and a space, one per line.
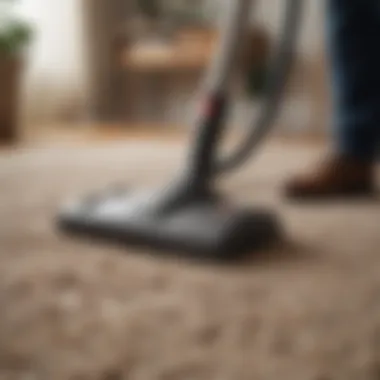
187, 0, 303, 185
187, 0, 255, 188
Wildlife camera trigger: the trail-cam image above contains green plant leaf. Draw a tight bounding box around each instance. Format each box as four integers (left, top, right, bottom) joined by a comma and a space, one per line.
0, 19, 33, 56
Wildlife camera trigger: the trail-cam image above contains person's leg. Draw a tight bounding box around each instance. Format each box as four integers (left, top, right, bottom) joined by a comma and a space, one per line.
285, 0, 379, 199
328, 0, 380, 160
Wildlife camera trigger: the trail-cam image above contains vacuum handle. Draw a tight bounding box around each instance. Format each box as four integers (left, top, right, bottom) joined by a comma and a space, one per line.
206, 0, 255, 93
187, 0, 255, 187
215, 0, 304, 174
186, 93, 228, 186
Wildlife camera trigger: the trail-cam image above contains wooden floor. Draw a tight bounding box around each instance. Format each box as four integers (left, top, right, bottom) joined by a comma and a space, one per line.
22, 123, 185, 145
0, 124, 325, 153
9, 123, 326, 150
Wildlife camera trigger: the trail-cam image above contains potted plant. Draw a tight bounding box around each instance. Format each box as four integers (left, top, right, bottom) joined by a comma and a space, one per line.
0, 0, 33, 144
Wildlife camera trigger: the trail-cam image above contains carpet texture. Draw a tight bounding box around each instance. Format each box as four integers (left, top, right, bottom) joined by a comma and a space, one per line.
0, 140, 379, 380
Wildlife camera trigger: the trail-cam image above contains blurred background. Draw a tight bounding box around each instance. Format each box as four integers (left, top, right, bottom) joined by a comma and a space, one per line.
1, 0, 329, 145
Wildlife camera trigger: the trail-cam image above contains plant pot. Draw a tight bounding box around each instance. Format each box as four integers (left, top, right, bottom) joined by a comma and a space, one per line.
0, 56, 22, 144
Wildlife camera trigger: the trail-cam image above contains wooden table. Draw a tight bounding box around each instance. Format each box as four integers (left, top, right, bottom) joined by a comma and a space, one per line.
122, 29, 217, 73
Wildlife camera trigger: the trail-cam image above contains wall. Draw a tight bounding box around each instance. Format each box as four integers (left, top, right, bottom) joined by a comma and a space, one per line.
17, 0, 88, 124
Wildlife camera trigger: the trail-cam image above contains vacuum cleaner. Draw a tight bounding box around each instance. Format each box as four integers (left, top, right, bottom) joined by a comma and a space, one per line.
58, 0, 303, 261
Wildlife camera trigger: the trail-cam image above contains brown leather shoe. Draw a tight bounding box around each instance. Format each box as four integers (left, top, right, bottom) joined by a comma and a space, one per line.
284, 155, 376, 200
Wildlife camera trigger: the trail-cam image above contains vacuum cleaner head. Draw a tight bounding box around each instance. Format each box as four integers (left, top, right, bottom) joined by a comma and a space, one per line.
58, 186, 282, 262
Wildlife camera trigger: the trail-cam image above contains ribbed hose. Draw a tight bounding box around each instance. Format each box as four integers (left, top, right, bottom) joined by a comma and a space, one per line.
215, 0, 304, 175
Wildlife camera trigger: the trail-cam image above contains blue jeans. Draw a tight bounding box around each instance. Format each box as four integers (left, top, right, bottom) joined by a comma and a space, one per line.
327, 0, 380, 161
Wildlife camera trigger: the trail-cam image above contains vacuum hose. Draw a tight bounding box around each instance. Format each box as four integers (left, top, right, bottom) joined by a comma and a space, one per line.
215, 0, 304, 175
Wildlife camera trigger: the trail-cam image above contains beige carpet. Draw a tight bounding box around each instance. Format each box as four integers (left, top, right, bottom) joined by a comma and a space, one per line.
0, 140, 380, 380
